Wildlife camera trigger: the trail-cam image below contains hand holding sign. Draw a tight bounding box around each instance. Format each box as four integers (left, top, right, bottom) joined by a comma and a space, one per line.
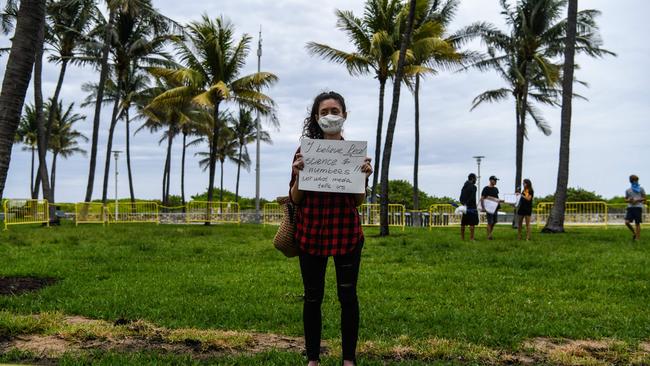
298, 139, 369, 194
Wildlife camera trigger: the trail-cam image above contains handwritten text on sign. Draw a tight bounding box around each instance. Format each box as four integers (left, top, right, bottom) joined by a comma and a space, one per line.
299, 139, 367, 194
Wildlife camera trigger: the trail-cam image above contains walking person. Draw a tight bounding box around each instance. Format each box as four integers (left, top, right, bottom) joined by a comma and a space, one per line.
517, 179, 534, 240
625, 174, 646, 241
290, 91, 373, 366
480, 176, 503, 240
459, 173, 479, 240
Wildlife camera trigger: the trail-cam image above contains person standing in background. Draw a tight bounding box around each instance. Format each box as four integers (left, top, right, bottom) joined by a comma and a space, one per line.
517, 179, 534, 240
481, 176, 502, 240
459, 173, 479, 241
625, 174, 646, 241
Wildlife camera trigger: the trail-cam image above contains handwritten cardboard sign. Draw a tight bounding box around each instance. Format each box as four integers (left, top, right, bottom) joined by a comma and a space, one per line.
299, 139, 367, 194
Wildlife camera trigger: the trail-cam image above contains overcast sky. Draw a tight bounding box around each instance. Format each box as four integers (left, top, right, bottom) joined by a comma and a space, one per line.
1, 0, 648, 204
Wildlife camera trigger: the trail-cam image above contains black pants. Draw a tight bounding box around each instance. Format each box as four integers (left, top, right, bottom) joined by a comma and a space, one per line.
299, 244, 362, 362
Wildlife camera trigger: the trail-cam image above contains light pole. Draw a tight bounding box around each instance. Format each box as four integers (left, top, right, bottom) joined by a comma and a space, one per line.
254, 26, 262, 223
472, 155, 485, 203
112, 150, 122, 220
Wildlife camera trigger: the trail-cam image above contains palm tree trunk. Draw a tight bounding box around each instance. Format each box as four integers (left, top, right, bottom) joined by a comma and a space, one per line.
371, 78, 387, 203
235, 144, 243, 202
412, 74, 421, 226
513, 83, 529, 229
379, 0, 416, 236
43, 60, 68, 166
0, 0, 46, 200
515, 89, 528, 193
47, 60, 68, 128
181, 131, 187, 208
101, 85, 122, 204
161, 164, 168, 205
84, 9, 115, 203
30, 147, 36, 199
125, 108, 135, 203
162, 129, 173, 206
207, 102, 221, 204
543, 0, 578, 233
50, 151, 58, 203
219, 159, 224, 202
34, 20, 54, 218
165, 130, 173, 204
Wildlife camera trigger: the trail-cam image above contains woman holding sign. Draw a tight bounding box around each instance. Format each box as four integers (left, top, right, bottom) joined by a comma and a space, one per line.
290, 91, 372, 366
517, 179, 534, 240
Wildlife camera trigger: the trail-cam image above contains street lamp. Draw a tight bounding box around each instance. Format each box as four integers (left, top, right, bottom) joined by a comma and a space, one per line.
254, 26, 262, 223
112, 150, 122, 220
472, 155, 485, 203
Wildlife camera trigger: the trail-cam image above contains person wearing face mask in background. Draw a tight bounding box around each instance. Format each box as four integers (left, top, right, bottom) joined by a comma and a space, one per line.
625, 174, 646, 241
290, 91, 373, 366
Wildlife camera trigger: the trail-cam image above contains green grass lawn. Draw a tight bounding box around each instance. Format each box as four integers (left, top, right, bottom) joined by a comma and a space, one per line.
1, 222, 649, 364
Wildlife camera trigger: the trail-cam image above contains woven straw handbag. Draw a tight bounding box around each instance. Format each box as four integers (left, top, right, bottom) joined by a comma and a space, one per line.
273, 196, 300, 257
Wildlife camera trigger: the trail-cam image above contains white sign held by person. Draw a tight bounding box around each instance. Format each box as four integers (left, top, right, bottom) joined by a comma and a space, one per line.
299, 139, 367, 194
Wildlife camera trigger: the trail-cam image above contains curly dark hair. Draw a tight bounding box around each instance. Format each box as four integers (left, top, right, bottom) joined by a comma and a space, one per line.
523, 178, 534, 195
302, 91, 347, 139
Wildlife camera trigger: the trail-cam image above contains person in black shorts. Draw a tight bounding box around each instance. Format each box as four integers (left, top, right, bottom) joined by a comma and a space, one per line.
625, 174, 646, 241
517, 179, 534, 240
481, 176, 503, 240
459, 173, 479, 240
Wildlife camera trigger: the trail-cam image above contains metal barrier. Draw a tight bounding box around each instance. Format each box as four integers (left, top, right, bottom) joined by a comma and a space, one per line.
105, 201, 159, 224
3, 199, 49, 230
359, 203, 405, 231
428, 204, 461, 228
406, 210, 429, 227
607, 203, 650, 226
159, 205, 186, 213
536, 201, 609, 227
186, 201, 240, 224
263, 202, 282, 225
75, 202, 106, 225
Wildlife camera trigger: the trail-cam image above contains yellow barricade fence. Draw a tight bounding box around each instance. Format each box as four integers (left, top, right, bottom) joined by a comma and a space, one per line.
263, 202, 282, 225
428, 204, 462, 228
358, 204, 405, 231
3, 199, 49, 230
606, 203, 650, 226
105, 201, 159, 224
75, 202, 106, 225
186, 201, 240, 224
536, 201, 608, 227
159, 205, 186, 212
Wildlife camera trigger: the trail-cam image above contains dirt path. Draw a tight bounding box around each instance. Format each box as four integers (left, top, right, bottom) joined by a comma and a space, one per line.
1, 314, 649, 365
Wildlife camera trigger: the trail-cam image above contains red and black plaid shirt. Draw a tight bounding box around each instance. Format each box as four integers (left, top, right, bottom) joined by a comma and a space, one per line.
290, 148, 364, 257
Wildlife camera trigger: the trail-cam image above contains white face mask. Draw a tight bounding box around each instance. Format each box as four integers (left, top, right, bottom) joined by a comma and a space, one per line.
317, 114, 346, 134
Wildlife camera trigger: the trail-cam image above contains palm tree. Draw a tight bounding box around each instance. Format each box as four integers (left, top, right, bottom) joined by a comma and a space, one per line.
83, 0, 177, 203
138, 68, 196, 206
44, 0, 97, 153
137, 90, 182, 206
120, 69, 151, 202
0, 0, 47, 201
543, 0, 581, 233
195, 118, 242, 203
379, 0, 417, 236
15, 104, 41, 198
48, 100, 87, 202
406, 0, 465, 217
468, 0, 613, 196
230, 107, 271, 202
148, 14, 277, 204
306, 0, 404, 202
97, 2, 176, 204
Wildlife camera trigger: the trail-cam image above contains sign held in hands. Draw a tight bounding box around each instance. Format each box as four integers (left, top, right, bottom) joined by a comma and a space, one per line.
299, 139, 368, 194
